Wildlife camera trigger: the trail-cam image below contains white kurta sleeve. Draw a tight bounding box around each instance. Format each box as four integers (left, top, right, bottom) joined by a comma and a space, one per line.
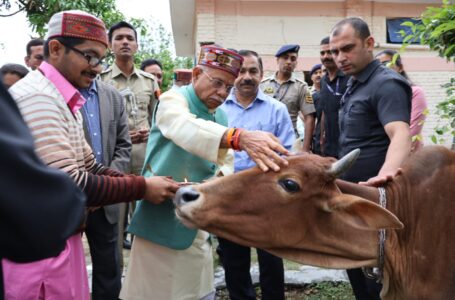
156, 89, 229, 164
217, 149, 234, 176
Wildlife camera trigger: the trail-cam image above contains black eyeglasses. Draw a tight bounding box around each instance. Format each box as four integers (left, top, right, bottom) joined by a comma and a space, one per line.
61, 42, 104, 67
202, 71, 234, 93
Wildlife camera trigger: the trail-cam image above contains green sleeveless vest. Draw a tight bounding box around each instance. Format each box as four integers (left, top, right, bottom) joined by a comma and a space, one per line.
128, 85, 227, 250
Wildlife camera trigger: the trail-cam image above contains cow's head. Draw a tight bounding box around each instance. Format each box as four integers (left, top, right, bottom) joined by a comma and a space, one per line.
174, 150, 403, 269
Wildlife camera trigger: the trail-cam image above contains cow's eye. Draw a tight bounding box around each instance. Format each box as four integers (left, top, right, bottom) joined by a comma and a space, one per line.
279, 179, 300, 193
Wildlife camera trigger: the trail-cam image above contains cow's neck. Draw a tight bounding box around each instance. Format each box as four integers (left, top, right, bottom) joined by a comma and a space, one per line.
335, 179, 410, 299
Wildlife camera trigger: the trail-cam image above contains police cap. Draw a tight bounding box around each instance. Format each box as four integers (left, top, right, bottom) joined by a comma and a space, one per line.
275, 44, 300, 57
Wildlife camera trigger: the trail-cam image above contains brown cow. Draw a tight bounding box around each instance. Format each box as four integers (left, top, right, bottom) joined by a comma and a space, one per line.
174, 146, 455, 300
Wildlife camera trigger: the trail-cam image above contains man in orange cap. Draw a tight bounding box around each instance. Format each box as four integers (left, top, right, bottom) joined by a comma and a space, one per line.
121, 46, 290, 300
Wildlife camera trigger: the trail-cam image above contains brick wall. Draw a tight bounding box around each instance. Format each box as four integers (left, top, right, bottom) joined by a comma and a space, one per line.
192, 0, 454, 147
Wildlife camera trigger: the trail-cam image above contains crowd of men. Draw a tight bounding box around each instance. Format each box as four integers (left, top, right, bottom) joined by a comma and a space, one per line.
0, 8, 428, 300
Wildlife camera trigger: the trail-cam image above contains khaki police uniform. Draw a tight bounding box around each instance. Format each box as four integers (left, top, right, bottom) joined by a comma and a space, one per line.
100, 63, 159, 175
260, 73, 315, 131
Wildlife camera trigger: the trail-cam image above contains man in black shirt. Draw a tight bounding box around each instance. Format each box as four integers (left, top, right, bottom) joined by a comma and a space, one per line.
330, 18, 412, 299
318, 36, 350, 158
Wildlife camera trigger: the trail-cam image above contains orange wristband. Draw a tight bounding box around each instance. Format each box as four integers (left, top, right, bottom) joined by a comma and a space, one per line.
226, 128, 236, 149
232, 128, 243, 151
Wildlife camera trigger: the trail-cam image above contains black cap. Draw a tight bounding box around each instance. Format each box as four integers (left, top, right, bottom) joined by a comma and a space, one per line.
275, 44, 300, 57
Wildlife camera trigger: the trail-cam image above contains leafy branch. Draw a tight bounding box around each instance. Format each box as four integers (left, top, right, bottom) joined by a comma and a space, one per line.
0, 0, 124, 36
401, 0, 455, 144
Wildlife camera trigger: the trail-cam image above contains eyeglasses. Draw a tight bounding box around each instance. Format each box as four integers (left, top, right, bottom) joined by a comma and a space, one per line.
202, 71, 234, 94
61, 42, 104, 67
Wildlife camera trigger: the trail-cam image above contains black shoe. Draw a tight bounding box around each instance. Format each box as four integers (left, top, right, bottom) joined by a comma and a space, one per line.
123, 239, 132, 250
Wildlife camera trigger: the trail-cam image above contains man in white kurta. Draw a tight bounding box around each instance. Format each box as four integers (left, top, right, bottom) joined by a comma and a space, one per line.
121, 46, 291, 300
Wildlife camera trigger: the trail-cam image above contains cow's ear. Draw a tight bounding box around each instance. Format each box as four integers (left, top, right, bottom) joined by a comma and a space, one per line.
322, 194, 404, 230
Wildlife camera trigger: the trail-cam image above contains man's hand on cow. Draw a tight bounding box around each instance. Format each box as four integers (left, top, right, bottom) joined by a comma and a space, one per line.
238, 130, 289, 172
359, 168, 403, 187
143, 176, 179, 204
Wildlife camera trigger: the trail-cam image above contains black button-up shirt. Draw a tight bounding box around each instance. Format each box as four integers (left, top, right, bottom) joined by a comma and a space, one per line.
319, 70, 350, 158
339, 59, 411, 183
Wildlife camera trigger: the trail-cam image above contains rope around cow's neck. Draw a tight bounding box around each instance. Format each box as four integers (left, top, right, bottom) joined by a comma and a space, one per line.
362, 187, 386, 283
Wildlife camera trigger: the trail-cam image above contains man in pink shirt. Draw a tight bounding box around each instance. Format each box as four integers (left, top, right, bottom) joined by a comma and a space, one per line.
3, 10, 179, 300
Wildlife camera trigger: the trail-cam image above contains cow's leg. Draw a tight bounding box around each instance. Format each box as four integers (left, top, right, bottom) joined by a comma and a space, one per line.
217, 237, 256, 300
257, 248, 285, 300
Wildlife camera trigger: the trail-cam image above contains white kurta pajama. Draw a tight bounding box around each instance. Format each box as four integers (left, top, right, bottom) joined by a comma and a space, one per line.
120, 86, 232, 300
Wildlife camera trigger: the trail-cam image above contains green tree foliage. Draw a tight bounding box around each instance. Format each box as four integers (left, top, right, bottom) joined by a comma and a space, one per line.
1, 1, 193, 92
0, 0, 124, 36
132, 18, 193, 92
401, 0, 455, 144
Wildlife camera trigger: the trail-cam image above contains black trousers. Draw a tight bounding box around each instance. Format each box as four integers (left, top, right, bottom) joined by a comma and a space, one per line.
347, 268, 382, 300
85, 209, 121, 300
217, 237, 285, 300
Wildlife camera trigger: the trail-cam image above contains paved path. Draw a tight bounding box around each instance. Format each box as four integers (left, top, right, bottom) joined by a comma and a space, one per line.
214, 265, 349, 288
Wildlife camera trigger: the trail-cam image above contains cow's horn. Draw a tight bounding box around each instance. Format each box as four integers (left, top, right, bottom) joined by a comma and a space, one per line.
327, 148, 360, 177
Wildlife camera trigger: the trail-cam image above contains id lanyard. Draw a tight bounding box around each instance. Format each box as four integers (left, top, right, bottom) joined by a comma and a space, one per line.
326, 78, 341, 96
339, 79, 358, 132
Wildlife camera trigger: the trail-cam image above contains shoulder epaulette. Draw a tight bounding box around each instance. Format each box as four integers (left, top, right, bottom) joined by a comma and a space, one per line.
139, 69, 156, 81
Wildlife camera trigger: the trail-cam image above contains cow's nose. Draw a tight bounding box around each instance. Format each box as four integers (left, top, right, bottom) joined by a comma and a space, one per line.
183, 189, 200, 202
174, 186, 200, 206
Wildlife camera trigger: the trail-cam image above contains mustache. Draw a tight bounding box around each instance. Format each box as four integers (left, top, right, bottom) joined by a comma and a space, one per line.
239, 80, 255, 86
322, 58, 334, 63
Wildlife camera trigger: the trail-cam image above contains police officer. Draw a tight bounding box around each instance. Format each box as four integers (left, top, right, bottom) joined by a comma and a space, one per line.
330, 17, 412, 300
261, 44, 315, 152
100, 21, 160, 260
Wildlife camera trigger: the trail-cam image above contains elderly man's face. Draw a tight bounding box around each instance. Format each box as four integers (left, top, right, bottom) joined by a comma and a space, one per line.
192, 67, 235, 110
50, 39, 106, 89
330, 24, 374, 76
25, 45, 44, 70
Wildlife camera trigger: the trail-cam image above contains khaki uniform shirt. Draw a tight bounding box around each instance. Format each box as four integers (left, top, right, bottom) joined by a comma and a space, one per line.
100, 63, 159, 174
261, 73, 315, 130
